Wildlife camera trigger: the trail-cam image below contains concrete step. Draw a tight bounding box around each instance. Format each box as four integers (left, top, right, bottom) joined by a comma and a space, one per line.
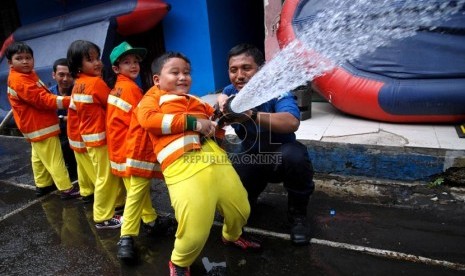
301, 139, 465, 182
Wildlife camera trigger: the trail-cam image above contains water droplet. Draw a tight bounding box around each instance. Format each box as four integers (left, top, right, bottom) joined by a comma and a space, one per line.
330, 209, 336, 217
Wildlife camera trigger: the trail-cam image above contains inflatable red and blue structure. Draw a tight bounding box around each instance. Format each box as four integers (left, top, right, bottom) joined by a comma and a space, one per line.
0, 0, 170, 58
278, 0, 465, 123
0, 0, 170, 120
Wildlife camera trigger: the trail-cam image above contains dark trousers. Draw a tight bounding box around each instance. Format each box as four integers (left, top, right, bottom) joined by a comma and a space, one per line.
231, 141, 314, 214
60, 135, 77, 181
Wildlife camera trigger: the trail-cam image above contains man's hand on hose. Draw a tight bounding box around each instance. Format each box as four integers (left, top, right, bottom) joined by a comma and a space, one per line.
215, 94, 255, 127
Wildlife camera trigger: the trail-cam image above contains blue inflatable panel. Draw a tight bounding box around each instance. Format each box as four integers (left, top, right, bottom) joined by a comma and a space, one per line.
378, 79, 465, 115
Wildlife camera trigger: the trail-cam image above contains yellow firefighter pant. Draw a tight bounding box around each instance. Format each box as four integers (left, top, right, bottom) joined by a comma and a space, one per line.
120, 176, 157, 237
167, 163, 250, 267
114, 177, 127, 209
87, 145, 123, 223
74, 151, 96, 197
31, 136, 72, 191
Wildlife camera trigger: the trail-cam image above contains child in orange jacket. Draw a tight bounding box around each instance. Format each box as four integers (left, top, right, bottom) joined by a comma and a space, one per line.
67, 99, 96, 203
67, 40, 124, 229
106, 41, 175, 262
137, 52, 260, 275
6, 41, 79, 199
106, 41, 146, 178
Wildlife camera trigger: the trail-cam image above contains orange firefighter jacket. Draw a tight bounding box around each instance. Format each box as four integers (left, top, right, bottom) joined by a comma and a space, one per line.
71, 74, 110, 147
137, 86, 216, 171
7, 69, 70, 142
67, 99, 87, 153
106, 74, 143, 177
125, 106, 164, 179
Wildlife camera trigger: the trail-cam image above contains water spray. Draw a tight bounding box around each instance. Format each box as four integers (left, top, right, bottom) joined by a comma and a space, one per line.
228, 0, 465, 114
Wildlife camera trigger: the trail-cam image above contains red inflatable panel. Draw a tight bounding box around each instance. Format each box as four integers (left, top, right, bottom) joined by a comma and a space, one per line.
116, 0, 170, 36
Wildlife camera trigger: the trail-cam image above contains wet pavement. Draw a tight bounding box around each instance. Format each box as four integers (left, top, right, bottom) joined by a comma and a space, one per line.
1, 178, 465, 276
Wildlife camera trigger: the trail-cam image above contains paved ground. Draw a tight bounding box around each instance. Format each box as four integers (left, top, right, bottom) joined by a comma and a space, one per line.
1, 119, 465, 275
1, 177, 465, 276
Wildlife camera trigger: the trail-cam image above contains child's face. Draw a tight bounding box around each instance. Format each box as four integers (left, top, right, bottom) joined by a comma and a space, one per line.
8, 52, 34, 74
153, 57, 191, 95
81, 48, 103, 77
112, 54, 141, 81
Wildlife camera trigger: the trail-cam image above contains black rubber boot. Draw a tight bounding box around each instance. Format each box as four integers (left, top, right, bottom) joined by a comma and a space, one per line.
117, 236, 136, 262
35, 185, 57, 197
288, 197, 311, 245
143, 215, 178, 237
289, 213, 310, 245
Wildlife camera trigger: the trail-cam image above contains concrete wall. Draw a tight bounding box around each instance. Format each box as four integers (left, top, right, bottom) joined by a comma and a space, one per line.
264, 0, 283, 61
302, 140, 465, 182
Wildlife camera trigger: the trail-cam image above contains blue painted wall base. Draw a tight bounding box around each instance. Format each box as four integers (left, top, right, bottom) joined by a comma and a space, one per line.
303, 141, 465, 182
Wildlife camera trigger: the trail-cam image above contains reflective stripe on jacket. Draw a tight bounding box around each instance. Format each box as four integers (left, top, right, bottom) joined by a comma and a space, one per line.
125, 106, 163, 179
106, 75, 143, 177
7, 69, 70, 142
67, 99, 87, 153
137, 86, 216, 171
71, 74, 109, 147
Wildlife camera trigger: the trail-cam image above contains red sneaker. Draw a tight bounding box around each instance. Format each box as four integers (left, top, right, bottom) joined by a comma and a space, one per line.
222, 235, 261, 250
169, 261, 190, 276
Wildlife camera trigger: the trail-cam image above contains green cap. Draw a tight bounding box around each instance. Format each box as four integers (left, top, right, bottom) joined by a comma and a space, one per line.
110, 41, 147, 65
